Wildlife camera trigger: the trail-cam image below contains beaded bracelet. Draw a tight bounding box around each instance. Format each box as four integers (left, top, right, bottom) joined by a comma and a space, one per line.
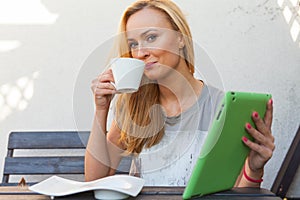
243, 165, 263, 183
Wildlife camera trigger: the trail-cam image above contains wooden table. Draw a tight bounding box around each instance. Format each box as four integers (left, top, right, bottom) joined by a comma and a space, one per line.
0, 186, 282, 200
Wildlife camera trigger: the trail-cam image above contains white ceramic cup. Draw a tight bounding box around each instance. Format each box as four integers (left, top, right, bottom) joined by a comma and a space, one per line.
110, 57, 145, 93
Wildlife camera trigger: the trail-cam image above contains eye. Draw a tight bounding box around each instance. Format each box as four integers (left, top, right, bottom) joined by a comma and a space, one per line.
146, 34, 157, 43
128, 41, 138, 49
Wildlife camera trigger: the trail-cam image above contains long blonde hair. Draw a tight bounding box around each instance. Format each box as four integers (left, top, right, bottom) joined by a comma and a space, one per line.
113, 0, 195, 154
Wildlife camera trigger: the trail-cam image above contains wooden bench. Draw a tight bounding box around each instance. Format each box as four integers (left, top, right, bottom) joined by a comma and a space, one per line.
2, 131, 131, 185
271, 125, 300, 199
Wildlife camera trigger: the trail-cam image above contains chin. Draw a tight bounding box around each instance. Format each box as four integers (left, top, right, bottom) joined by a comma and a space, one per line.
144, 74, 158, 81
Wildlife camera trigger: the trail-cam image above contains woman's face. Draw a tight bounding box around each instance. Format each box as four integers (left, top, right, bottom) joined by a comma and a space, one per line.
126, 8, 184, 81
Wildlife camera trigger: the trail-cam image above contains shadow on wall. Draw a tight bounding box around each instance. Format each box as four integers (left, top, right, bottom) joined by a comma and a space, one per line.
278, 0, 300, 46
0, 72, 39, 121
0, 0, 58, 121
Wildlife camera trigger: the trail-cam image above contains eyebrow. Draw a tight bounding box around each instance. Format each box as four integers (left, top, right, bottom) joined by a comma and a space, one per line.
127, 28, 158, 41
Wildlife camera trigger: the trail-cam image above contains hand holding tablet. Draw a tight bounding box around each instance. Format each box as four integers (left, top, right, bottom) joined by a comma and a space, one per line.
183, 91, 272, 199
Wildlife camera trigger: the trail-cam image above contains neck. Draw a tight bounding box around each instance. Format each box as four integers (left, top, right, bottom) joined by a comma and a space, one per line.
158, 63, 203, 116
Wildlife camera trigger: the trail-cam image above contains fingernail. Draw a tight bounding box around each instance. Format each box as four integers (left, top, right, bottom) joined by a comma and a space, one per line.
269, 99, 273, 105
253, 112, 259, 118
242, 136, 248, 143
246, 123, 252, 130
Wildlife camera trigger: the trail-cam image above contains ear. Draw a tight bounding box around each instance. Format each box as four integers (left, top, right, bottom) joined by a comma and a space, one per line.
178, 33, 185, 49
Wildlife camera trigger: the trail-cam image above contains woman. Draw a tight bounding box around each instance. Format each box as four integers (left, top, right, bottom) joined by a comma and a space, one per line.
85, 0, 275, 187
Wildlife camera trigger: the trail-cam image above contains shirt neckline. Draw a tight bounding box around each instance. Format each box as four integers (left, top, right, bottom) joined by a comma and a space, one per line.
165, 83, 209, 125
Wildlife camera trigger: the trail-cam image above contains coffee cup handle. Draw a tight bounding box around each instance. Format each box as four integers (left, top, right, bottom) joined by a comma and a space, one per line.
110, 82, 117, 90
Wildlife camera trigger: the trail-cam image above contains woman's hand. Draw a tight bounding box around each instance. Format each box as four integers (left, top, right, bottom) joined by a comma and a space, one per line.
242, 99, 275, 178
91, 69, 116, 111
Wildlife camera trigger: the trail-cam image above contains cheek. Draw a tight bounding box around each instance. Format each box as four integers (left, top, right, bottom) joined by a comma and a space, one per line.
156, 47, 181, 64
155, 36, 179, 55
152, 38, 180, 59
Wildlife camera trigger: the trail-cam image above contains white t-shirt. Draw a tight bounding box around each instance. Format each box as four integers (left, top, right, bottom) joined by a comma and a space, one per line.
111, 84, 224, 186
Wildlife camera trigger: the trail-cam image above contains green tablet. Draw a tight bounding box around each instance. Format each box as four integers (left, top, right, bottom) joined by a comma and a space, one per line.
182, 91, 272, 199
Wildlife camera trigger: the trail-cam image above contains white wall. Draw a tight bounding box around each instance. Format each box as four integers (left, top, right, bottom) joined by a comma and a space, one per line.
0, 0, 299, 190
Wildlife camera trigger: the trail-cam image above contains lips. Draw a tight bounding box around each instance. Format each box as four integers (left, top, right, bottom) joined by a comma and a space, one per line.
145, 61, 157, 69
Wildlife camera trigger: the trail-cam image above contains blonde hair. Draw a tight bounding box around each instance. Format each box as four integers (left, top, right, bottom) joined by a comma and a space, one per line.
113, 0, 195, 154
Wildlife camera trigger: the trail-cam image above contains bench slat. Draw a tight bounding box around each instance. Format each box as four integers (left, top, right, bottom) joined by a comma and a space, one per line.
4, 157, 131, 175
4, 157, 84, 174
8, 131, 89, 149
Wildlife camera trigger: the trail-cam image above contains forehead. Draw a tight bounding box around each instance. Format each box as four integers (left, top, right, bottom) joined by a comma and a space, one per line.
126, 8, 174, 33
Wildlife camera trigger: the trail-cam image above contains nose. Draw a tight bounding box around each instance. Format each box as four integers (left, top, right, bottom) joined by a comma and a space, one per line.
134, 46, 150, 60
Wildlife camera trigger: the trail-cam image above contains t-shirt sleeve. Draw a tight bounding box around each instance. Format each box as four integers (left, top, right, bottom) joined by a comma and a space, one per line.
203, 85, 225, 131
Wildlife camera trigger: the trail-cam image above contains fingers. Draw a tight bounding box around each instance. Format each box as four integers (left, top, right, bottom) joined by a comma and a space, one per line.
97, 69, 114, 83
245, 123, 275, 151
251, 110, 272, 139
94, 82, 115, 92
92, 82, 116, 98
242, 136, 273, 161
91, 69, 116, 97
242, 99, 275, 172
242, 120, 275, 170
264, 99, 273, 128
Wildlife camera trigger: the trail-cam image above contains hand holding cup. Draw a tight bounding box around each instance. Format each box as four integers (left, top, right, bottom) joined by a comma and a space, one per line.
91, 69, 116, 111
